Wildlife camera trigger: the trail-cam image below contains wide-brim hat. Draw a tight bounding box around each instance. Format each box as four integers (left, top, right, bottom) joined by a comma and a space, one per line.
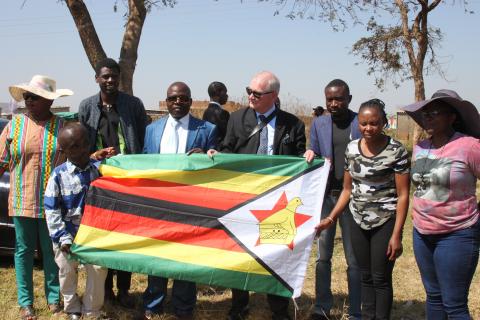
401, 89, 480, 138
9, 75, 73, 102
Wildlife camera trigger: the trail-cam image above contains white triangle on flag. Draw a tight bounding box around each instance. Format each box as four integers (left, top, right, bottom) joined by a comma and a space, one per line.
218, 161, 330, 297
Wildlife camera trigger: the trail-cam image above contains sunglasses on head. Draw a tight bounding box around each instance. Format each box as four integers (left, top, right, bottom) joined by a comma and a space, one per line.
166, 95, 190, 103
22, 92, 42, 101
246, 87, 273, 99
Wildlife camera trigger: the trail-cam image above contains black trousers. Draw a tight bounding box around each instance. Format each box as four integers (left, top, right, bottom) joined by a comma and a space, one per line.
231, 288, 289, 317
350, 218, 396, 320
105, 269, 132, 292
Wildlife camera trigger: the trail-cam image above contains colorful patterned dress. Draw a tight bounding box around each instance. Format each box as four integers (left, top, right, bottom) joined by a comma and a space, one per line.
0, 114, 65, 218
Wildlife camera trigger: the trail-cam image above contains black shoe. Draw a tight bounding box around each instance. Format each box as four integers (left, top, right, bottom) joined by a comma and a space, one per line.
227, 306, 249, 320
309, 313, 330, 320
117, 290, 135, 308
175, 313, 194, 320
144, 310, 158, 320
104, 290, 116, 303
272, 315, 292, 320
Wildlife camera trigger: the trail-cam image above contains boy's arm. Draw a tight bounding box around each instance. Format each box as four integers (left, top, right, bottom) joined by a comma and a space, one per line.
44, 173, 73, 247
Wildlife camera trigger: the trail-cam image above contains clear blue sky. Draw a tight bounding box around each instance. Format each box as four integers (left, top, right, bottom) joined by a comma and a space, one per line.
1, 0, 479, 114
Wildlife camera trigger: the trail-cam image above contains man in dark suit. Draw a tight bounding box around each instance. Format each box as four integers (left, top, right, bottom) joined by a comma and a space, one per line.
218, 71, 306, 320
202, 81, 230, 145
142, 81, 217, 320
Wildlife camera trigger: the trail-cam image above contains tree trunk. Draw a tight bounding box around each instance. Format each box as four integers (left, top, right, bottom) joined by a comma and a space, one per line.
118, 0, 147, 95
412, 72, 426, 144
65, 0, 107, 71
395, 0, 428, 145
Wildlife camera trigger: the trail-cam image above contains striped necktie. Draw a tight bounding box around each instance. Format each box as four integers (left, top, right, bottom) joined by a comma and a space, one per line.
257, 115, 268, 155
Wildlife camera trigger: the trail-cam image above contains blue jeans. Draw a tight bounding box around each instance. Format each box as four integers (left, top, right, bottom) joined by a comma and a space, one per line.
143, 275, 196, 316
413, 220, 480, 320
314, 195, 361, 319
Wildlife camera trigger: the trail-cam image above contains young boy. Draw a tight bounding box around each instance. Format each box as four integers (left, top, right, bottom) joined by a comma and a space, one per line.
45, 123, 108, 320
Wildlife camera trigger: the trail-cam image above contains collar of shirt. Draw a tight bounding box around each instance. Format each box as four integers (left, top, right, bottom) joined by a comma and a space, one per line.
96, 93, 117, 110
209, 101, 222, 108
167, 113, 190, 129
255, 105, 276, 121
65, 159, 96, 174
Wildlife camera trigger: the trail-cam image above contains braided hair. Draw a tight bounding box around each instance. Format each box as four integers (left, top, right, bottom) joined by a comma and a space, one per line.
359, 98, 388, 128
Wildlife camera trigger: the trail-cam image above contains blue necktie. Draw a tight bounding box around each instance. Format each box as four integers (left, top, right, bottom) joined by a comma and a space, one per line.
257, 115, 268, 155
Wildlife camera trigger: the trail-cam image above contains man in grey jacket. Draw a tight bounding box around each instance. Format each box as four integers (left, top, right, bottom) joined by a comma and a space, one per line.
78, 57, 147, 308
79, 58, 147, 155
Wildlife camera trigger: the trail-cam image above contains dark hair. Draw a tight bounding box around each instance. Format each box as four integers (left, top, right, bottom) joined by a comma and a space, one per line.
58, 123, 90, 148
95, 58, 120, 75
313, 106, 325, 117
325, 79, 350, 95
207, 81, 227, 98
359, 98, 388, 127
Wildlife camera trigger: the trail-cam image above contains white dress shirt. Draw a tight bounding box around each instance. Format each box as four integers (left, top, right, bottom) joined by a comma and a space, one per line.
160, 114, 190, 154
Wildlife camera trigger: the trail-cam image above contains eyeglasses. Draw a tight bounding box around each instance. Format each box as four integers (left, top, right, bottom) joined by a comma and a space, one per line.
166, 95, 190, 103
23, 92, 41, 101
421, 109, 446, 118
246, 87, 273, 99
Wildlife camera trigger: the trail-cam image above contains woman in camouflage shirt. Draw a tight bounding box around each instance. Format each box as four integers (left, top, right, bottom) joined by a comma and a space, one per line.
316, 99, 410, 320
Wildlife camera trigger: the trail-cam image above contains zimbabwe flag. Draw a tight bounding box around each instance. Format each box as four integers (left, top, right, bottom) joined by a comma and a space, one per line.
71, 153, 329, 298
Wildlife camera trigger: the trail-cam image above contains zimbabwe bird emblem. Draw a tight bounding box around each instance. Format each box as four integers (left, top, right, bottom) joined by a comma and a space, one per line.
250, 192, 312, 250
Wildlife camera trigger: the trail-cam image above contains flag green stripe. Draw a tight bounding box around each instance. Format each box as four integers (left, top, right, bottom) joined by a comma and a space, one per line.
71, 243, 293, 298
102, 153, 323, 176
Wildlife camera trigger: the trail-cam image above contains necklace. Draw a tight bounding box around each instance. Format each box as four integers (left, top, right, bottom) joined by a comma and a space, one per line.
416, 133, 454, 191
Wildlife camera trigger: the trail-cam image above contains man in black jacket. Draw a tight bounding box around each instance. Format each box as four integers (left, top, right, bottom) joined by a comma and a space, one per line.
219, 71, 306, 320
221, 72, 305, 157
202, 81, 230, 145
78, 58, 147, 308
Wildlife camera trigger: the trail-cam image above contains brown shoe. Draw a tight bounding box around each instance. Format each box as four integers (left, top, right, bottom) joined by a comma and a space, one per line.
48, 303, 63, 315
20, 305, 37, 320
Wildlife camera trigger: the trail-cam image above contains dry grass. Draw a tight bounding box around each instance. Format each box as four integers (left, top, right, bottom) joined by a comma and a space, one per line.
0, 213, 478, 320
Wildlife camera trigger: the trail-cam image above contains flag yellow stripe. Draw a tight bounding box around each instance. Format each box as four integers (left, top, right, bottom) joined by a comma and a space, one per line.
75, 225, 270, 276
100, 165, 291, 195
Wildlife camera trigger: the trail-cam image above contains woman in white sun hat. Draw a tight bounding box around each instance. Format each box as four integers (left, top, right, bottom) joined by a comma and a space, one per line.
0, 75, 72, 320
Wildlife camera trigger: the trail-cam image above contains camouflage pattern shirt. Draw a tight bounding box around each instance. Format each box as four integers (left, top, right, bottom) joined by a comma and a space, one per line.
345, 137, 409, 230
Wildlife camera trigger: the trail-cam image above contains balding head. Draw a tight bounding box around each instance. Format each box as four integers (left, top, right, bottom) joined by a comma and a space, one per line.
166, 81, 192, 119
247, 71, 280, 114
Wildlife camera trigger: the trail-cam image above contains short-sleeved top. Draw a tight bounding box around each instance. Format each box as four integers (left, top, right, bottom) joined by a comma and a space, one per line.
0, 114, 65, 218
411, 133, 480, 234
345, 137, 409, 230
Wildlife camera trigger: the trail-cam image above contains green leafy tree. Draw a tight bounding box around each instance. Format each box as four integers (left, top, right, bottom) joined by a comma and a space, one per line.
271, 0, 472, 142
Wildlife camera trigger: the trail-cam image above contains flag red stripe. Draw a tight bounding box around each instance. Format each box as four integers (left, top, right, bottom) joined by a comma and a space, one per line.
81, 204, 245, 252
93, 177, 255, 211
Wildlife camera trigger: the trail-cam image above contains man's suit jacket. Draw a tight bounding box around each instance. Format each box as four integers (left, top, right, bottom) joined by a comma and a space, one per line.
143, 115, 218, 154
202, 103, 230, 144
221, 107, 306, 156
309, 110, 361, 158
78, 92, 147, 154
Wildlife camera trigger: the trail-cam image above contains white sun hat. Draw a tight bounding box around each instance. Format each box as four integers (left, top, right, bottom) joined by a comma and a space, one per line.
9, 75, 73, 102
